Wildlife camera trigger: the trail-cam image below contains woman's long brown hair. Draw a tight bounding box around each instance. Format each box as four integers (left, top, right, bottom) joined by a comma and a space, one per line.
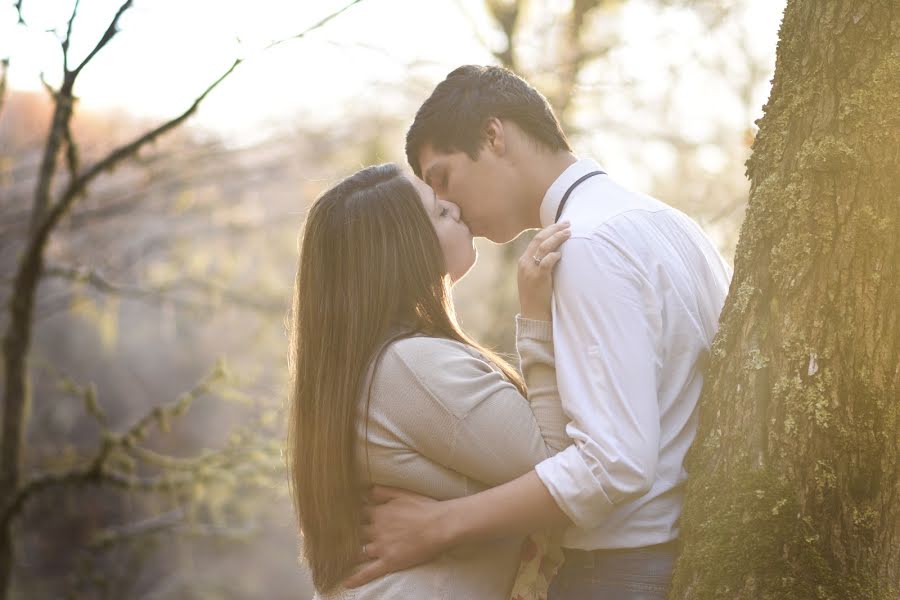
286, 163, 525, 592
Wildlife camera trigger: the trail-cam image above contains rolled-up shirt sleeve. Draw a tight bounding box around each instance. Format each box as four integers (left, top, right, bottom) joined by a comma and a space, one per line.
534, 232, 662, 530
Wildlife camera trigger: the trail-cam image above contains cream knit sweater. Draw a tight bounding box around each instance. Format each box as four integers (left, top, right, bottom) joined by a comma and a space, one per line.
317, 317, 570, 600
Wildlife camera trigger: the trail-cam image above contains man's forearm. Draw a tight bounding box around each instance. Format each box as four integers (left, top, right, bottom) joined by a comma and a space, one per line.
346, 470, 573, 588
439, 470, 573, 546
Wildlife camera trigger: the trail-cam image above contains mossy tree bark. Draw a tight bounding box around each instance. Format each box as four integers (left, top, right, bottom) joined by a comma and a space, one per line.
671, 2, 900, 599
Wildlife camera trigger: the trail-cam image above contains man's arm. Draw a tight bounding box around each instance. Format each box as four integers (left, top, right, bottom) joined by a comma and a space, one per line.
345, 471, 570, 588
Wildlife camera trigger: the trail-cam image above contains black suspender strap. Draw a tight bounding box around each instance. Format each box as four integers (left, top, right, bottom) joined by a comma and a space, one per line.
554, 170, 605, 223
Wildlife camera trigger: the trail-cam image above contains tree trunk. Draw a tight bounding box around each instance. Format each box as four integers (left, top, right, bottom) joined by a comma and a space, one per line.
0, 149, 60, 600
0, 89, 66, 600
671, 1, 900, 599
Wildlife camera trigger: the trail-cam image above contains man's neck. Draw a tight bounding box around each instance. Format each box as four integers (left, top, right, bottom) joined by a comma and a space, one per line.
522, 151, 578, 228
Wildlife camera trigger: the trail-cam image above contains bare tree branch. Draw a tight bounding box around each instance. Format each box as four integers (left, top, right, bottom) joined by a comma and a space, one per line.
30, 74, 72, 232
62, 0, 82, 73
40, 58, 242, 240
53, 372, 109, 429
71, 1, 132, 77
0, 366, 226, 530
0, 465, 201, 533
37, 0, 371, 240
0, 58, 8, 119
38, 71, 56, 98
265, 0, 365, 50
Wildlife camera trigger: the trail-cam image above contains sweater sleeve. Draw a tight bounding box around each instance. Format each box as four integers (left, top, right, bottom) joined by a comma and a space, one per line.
375, 332, 569, 488
515, 316, 571, 453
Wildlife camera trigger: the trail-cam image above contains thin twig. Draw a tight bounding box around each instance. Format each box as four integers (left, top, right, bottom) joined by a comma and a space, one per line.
71, 0, 132, 77
43, 58, 242, 238
265, 0, 365, 50
62, 0, 82, 73
36, 0, 370, 243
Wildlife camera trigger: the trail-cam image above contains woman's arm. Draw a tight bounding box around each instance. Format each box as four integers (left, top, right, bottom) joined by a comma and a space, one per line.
515, 222, 572, 452
515, 316, 570, 453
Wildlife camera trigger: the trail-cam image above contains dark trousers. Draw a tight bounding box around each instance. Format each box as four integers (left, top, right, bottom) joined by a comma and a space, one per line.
547, 540, 678, 600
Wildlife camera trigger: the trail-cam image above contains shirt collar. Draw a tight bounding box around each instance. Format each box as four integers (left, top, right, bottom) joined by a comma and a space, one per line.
539, 157, 605, 227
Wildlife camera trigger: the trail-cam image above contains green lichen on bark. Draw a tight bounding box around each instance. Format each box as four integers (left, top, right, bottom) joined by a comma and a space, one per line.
674, 465, 881, 600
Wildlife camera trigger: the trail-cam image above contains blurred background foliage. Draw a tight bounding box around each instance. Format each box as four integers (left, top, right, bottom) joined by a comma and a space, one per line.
0, 0, 783, 597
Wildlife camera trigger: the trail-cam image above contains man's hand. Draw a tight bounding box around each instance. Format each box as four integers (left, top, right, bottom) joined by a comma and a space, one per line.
344, 486, 455, 588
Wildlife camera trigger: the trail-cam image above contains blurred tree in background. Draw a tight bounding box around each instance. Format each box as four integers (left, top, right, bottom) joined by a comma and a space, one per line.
0, 2, 365, 598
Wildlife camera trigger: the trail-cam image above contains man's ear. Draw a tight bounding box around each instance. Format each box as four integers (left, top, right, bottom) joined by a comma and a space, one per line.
482, 117, 507, 156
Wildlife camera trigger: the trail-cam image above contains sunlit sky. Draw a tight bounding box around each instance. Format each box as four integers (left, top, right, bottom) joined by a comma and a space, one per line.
2, 0, 786, 185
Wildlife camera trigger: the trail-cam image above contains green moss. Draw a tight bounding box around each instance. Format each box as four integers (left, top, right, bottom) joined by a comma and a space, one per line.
745, 347, 769, 371
840, 52, 900, 129
797, 137, 857, 173
732, 279, 757, 317
673, 464, 891, 600
772, 363, 834, 441
710, 334, 728, 360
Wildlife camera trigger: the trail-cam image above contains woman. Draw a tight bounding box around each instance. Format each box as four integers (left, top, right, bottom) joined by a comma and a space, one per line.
286, 163, 571, 599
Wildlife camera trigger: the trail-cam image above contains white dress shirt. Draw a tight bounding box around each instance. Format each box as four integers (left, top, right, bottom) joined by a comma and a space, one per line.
533, 158, 733, 550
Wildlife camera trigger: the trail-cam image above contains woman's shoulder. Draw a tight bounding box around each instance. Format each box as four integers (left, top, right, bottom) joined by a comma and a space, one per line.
385, 334, 484, 365
373, 335, 511, 418
374, 335, 491, 382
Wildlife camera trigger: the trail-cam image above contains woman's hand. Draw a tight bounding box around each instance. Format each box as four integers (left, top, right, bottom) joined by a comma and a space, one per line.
517, 222, 571, 322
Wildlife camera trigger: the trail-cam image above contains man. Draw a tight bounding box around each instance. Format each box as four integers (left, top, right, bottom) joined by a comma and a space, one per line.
347, 65, 732, 598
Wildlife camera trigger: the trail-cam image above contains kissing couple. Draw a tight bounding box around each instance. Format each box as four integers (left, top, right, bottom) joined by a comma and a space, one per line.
286, 65, 732, 600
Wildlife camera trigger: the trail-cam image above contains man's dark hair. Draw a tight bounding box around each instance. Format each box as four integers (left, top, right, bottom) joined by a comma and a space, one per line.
405, 65, 572, 177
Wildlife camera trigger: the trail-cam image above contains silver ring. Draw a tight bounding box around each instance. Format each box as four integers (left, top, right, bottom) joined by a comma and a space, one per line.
532, 254, 542, 266
362, 543, 370, 559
